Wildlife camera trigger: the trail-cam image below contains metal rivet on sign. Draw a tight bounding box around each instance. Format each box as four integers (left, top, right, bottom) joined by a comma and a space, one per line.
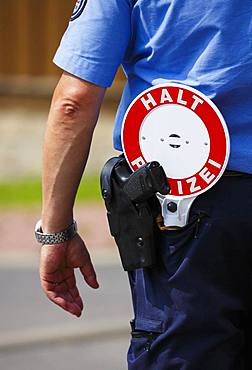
167, 202, 177, 213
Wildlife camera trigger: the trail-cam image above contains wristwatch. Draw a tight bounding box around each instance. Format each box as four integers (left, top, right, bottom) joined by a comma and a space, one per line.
34, 219, 77, 245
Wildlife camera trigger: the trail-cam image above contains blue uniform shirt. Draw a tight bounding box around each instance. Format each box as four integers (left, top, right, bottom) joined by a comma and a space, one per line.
54, 0, 252, 173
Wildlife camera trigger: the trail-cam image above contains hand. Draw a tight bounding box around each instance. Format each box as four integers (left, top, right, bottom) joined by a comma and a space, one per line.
39, 233, 99, 317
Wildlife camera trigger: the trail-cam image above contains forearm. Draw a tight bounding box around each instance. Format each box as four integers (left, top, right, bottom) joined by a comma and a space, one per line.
42, 73, 105, 233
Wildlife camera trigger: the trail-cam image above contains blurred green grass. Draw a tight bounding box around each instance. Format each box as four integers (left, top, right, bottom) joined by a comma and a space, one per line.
0, 176, 101, 209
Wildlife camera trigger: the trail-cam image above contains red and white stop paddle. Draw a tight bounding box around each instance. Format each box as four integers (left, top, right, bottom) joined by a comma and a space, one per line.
121, 83, 230, 227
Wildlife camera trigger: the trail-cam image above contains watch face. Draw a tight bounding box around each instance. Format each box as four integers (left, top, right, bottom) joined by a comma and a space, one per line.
121, 83, 230, 199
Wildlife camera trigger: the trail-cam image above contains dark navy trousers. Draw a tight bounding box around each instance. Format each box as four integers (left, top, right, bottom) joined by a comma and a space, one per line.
127, 175, 252, 370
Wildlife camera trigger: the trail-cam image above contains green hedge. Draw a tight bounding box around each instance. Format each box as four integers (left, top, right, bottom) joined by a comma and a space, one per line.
0, 176, 101, 209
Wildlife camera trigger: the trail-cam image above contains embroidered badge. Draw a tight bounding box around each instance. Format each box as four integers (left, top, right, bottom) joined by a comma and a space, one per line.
70, 0, 87, 21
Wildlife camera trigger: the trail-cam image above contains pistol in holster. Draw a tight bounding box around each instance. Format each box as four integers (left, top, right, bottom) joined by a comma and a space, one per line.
100, 156, 169, 271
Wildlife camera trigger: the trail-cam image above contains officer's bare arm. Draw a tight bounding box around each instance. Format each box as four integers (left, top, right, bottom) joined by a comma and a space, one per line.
39, 71, 105, 317
42, 71, 105, 232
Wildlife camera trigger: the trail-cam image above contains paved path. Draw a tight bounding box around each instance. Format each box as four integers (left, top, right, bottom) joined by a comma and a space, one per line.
0, 264, 132, 370
0, 336, 129, 370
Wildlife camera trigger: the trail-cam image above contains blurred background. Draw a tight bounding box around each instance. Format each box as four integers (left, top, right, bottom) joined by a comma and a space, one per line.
0, 1, 132, 369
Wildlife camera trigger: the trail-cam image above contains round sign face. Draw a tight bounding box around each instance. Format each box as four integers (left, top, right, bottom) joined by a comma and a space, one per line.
121, 83, 230, 199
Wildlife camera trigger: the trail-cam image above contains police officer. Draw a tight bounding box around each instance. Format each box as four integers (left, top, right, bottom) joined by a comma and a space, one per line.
37, 0, 252, 369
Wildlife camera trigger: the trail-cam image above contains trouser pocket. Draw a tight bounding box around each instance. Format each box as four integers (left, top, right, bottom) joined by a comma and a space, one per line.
128, 319, 163, 368
130, 319, 161, 350
158, 212, 208, 278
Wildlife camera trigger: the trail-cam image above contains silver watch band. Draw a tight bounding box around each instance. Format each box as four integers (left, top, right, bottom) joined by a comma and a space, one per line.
35, 219, 77, 245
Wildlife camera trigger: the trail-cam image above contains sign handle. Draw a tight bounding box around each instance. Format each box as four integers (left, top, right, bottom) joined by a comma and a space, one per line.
156, 194, 197, 228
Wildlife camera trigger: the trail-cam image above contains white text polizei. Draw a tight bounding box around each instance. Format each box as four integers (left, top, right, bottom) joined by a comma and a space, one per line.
130, 157, 222, 196
176, 159, 222, 195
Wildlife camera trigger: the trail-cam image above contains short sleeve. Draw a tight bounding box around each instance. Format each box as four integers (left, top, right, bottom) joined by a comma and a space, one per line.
53, 0, 132, 87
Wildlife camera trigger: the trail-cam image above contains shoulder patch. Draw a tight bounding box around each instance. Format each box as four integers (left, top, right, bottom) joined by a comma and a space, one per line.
70, 0, 87, 21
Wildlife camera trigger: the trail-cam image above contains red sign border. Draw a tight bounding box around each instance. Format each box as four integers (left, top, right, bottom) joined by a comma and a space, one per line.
121, 83, 230, 199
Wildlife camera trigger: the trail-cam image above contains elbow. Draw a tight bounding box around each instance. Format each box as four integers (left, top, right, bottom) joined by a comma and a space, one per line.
53, 92, 84, 121
49, 74, 106, 127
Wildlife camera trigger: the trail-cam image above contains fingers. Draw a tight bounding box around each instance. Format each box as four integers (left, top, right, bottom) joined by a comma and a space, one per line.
69, 285, 84, 311
80, 252, 99, 289
40, 269, 84, 317
48, 292, 83, 317
39, 234, 99, 317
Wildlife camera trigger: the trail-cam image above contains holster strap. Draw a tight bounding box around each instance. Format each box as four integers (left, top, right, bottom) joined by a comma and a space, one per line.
100, 156, 122, 207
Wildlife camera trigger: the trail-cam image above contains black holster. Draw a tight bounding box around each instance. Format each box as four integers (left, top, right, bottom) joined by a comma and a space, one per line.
100, 156, 167, 271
